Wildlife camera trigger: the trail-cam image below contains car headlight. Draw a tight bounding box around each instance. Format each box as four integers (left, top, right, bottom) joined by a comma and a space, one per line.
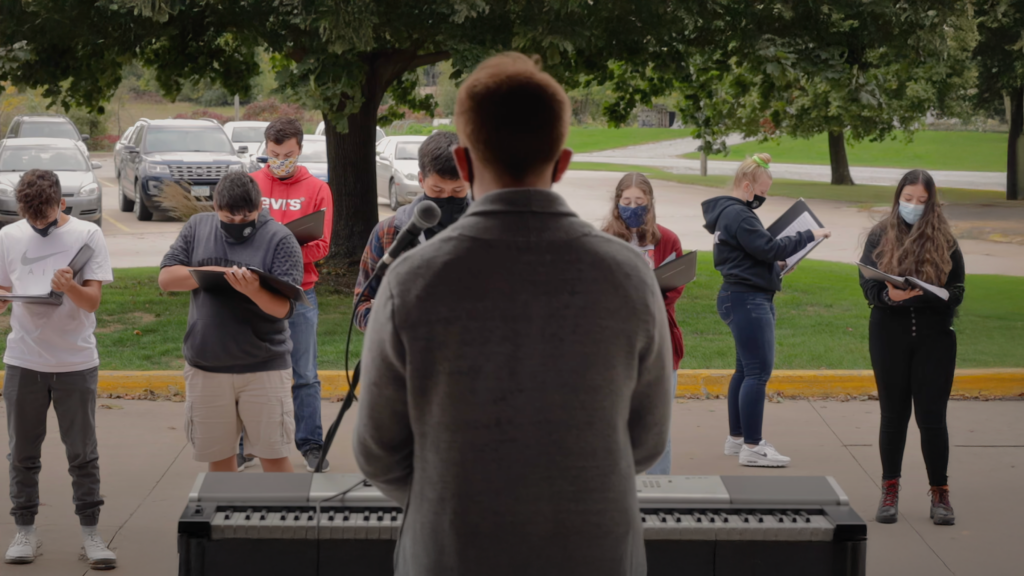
0, 184, 13, 198
400, 170, 417, 182
147, 163, 170, 174
77, 183, 99, 197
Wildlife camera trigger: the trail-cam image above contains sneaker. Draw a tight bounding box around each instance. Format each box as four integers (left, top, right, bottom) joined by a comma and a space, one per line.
81, 531, 117, 570
724, 436, 743, 456
5, 529, 41, 564
875, 478, 900, 524
738, 440, 791, 468
236, 453, 256, 472
929, 485, 955, 526
304, 447, 330, 473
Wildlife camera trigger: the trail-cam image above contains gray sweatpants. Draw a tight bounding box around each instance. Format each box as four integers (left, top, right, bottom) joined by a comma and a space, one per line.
4, 365, 103, 526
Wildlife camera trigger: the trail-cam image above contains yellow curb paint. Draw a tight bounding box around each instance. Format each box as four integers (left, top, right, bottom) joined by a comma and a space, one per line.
0, 369, 1020, 399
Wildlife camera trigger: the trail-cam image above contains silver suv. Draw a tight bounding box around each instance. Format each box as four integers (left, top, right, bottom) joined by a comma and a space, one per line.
5, 114, 91, 159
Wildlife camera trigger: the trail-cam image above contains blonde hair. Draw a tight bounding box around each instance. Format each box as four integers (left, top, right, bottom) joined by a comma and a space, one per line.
602, 172, 662, 246
732, 153, 773, 191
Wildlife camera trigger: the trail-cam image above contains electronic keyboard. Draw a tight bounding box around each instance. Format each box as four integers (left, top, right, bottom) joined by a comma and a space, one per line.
178, 473, 866, 576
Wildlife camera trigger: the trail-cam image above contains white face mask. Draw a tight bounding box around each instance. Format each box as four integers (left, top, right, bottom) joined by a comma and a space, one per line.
898, 201, 925, 225
268, 156, 298, 177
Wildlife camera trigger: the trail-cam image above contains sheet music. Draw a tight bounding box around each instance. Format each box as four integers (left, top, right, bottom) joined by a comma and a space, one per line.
776, 211, 822, 274
907, 277, 950, 301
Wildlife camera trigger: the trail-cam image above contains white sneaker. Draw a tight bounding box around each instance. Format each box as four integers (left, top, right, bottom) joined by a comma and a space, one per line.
81, 531, 117, 570
724, 437, 743, 456
5, 529, 41, 564
739, 440, 791, 468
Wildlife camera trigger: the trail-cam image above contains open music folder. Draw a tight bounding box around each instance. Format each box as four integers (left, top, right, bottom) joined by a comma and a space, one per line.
857, 262, 949, 301
189, 267, 312, 307
0, 244, 95, 305
766, 198, 825, 275
284, 209, 326, 246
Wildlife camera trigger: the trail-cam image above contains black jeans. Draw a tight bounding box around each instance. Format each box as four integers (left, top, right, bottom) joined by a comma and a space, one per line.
718, 290, 776, 445
869, 307, 957, 486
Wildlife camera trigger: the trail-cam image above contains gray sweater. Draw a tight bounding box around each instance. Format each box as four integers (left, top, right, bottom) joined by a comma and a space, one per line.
354, 188, 674, 576
160, 210, 303, 373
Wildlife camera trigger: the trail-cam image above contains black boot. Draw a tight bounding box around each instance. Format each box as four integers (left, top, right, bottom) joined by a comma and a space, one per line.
875, 478, 900, 524
929, 486, 955, 526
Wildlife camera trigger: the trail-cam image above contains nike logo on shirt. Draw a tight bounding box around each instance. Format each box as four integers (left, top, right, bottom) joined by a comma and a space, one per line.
21, 250, 68, 266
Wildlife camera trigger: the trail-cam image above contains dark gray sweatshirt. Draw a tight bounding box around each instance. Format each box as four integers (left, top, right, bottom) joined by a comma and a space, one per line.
160, 210, 303, 373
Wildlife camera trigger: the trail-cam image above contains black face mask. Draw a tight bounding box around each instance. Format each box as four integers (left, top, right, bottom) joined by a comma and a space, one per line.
220, 219, 257, 242
746, 194, 767, 210
423, 196, 469, 240
30, 217, 59, 238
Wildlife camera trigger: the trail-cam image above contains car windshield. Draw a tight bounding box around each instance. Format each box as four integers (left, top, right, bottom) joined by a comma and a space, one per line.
231, 127, 265, 142
20, 121, 79, 140
145, 128, 234, 153
0, 147, 89, 171
394, 142, 421, 160
301, 140, 327, 163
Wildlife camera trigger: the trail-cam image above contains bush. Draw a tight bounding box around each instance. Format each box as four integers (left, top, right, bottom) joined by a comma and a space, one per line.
242, 98, 312, 122
67, 108, 108, 140
172, 109, 231, 124
88, 134, 119, 152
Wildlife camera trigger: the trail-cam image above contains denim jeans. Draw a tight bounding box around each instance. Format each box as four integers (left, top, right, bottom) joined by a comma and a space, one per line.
239, 288, 323, 457
717, 290, 776, 445
646, 438, 672, 475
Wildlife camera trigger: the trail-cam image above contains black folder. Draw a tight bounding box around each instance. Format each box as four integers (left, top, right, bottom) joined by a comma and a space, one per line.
766, 198, 826, 276
189, 267, 311, 307
285, 209, 326, 245
1, 244, 95, 305
654, 250, 697, 291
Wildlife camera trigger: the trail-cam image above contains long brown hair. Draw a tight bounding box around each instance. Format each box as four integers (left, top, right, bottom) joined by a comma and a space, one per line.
602, 172, 661, 245
872, 169, 956, 285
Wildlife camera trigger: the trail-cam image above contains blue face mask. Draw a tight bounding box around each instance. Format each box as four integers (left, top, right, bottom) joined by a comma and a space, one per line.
898, 201, 925, 225
618, 204, 648, 229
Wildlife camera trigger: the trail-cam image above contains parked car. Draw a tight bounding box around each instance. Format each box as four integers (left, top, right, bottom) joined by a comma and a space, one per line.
113, 124, 137, 179
5, 114, 91, 158
253, 134, 328, 182
315, 121, 385, 143
0, 137, 103, 227
222, 120, 269, 162
375, 135, 427, 210
116, 119, 249, 221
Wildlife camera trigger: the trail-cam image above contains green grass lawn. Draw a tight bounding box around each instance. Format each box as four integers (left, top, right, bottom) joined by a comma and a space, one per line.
0, 262, 1019, 371
565, 127, 694, 153
569, 162, 1007, 205
681, 131, 1008, 173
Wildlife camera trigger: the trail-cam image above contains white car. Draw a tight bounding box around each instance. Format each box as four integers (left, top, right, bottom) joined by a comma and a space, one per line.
315, 121, 386, 143
222, 120, 270, 161
375, 135, 427, 210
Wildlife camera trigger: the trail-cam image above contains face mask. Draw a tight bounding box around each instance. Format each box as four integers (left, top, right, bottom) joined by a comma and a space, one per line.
745, 186, 767, 210
618, 204, 649, 229
898, 201, 925, 225
30, 217, 59, 238
268, 156, 298, 178
220, 219, 257, 242
423, 196, 469, 240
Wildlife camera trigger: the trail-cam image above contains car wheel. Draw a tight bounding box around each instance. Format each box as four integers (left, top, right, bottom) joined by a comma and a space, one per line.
118, 181, 134, 212
389, 180, 401, 211
134, 181, 153, 221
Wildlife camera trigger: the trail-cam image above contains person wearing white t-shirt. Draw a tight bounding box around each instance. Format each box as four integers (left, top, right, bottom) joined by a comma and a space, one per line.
0, 169, 116, 569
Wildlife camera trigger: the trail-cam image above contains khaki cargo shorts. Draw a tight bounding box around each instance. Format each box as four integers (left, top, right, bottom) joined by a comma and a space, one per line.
183, 365, 295, 463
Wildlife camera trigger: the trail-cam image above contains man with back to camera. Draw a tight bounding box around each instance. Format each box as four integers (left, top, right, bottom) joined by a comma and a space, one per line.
353, 53, 674, 576
353, 129, 468, 331
246, 117, 335, 472
158, 171, 304, 475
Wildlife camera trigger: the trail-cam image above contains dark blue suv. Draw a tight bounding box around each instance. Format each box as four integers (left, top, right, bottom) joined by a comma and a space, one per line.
116, 119, 251, 221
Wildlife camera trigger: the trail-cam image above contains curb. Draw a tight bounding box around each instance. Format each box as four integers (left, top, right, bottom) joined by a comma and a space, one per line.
1, 369, 1021, 399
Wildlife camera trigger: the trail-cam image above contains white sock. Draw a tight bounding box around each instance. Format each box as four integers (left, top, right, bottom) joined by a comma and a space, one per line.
730, 436, 743, 441
81, 526, 100, 539
17, 525, 36, 536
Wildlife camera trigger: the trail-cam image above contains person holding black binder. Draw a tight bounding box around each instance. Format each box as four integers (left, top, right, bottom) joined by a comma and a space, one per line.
701, 154, 831, 467
602, 171, 685, 475
158, 171, 304, 475
858, 169, 964, 526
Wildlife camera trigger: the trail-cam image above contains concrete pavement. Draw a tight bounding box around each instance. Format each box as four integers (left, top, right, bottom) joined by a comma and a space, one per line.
0, 398, 1020, 575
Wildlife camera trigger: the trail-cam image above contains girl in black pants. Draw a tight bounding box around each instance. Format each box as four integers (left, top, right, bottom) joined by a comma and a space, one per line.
859, 169, 965, 526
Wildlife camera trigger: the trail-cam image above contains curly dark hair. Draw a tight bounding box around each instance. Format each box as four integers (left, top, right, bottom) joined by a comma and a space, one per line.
16, 169, 62, 223
213, 171, 262, 216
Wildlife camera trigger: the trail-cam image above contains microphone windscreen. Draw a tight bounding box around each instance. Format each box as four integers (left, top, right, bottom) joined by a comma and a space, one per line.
411, 200, 442, 229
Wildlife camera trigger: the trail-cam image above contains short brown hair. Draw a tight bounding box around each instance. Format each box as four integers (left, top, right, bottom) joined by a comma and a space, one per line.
16, 169, 62, 222
455, 52, 570, 182
265, 117, 304, 147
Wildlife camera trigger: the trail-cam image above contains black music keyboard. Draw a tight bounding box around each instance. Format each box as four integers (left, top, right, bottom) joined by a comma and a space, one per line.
178, 473, 866, 576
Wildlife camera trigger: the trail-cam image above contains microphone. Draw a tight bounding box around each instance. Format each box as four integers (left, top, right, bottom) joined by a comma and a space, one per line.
373, 200, 441, 279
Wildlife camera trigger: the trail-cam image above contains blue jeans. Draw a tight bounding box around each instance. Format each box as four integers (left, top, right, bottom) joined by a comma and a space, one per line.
239, 288, 323, 457
717, 290, 776, 445
646, 438, 672, 475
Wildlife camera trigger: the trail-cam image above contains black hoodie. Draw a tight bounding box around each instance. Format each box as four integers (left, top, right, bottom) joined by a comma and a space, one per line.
701, 196, 814, 293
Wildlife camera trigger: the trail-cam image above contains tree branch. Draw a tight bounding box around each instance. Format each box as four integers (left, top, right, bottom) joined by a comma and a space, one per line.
410, 50, 451, 69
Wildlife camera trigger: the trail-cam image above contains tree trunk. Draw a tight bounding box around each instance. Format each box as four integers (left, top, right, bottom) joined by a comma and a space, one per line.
1007, 85, 1023, 201
700, 147, 708, 177
828, 130, 855, 185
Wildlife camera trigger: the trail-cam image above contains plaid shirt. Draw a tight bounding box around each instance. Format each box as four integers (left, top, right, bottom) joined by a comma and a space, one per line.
354, 215, 399, 331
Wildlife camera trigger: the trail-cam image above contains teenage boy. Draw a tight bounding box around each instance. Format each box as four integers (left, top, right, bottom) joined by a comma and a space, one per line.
248, 117, 334, 472
1, 169, 116, 568
159, 171, 304, 474
353, 130, 468, 331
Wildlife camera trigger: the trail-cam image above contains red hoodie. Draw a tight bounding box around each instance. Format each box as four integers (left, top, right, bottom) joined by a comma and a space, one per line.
251, 165, 334, 290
